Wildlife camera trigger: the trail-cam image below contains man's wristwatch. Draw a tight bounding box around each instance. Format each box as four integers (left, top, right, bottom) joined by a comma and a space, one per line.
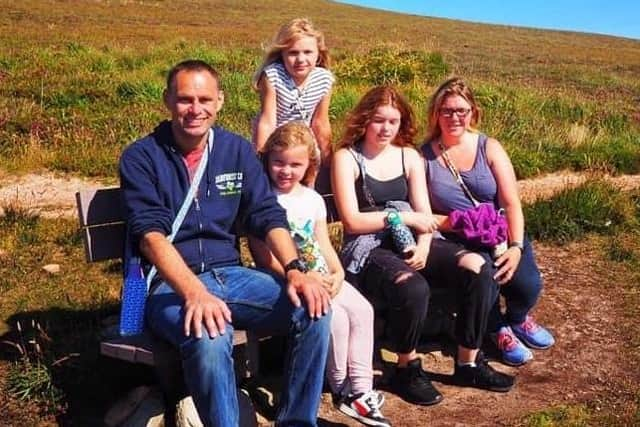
284, 258, 309, 275
509, 241, 524, 252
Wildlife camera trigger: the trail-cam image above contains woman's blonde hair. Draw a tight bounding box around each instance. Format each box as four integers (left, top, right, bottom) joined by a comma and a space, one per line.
425, 76, 481, 142
252, 18, 331, 90
339, 86, 417, 149
262, 121, 320, 187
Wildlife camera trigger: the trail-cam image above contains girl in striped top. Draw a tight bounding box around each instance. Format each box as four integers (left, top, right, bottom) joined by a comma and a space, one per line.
252, 18, 335, 169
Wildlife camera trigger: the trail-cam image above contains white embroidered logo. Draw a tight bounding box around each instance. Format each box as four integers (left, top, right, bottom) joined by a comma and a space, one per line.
215, 172, 243, 196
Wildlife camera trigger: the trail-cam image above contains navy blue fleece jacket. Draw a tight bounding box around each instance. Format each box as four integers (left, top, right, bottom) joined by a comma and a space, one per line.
119, 121, 288, 272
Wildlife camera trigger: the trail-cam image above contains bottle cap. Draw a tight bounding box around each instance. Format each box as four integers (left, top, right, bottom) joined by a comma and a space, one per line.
386, 211, 402, 226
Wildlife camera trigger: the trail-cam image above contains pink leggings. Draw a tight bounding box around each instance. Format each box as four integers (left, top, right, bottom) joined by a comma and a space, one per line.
326, 281, 375, 395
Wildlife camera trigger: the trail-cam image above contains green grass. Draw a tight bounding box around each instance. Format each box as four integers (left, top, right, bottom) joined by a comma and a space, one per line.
0, 206, 120, 333
524, 181, 639, 243
1, 1, 639, 178
522, 405, 592, 427
0, 205, 152, 422
5, 320, 66, 415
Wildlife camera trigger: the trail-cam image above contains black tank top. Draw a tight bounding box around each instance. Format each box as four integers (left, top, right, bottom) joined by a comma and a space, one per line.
350, 147, 409, 211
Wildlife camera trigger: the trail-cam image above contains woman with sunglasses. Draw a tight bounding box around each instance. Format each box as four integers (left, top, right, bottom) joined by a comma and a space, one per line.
421, 77, 555, 367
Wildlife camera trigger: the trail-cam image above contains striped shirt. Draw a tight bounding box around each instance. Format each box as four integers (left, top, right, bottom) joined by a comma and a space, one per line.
263, 62, 335, 126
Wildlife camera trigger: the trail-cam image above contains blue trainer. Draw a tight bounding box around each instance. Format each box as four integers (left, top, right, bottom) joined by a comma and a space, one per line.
494, 326, 533, 366
512, 316, 555, 350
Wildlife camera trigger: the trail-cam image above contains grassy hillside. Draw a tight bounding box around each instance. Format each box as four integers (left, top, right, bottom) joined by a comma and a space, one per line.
1, 0, 639, 178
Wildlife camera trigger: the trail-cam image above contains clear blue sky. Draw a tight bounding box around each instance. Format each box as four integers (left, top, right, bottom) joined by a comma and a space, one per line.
337, 1, 640, 40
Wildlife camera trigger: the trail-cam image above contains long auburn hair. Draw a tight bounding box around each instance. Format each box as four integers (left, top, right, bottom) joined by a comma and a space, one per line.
252, 18, 330, 90
262, 121, 320, 187
425, 76, 481, 142
339, 86, 417, 149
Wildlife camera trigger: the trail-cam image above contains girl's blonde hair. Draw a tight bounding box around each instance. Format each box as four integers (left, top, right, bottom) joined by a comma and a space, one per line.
339, 86, 417, 149
263, 121, 320, 187
425, 76, 481, 142
252, 18, 331, 90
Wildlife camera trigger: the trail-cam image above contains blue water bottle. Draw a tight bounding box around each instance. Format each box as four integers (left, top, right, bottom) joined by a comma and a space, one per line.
386, 211, 416, 256
119, 257, 147, 336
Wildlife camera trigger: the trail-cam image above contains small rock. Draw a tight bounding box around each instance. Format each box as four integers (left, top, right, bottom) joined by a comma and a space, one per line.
42, 264, 61, 274
0, 249, 8, 260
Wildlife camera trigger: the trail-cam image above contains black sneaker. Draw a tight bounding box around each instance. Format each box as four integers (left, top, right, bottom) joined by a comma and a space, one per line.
391, 358, 443, 406
453, 357, 515, 392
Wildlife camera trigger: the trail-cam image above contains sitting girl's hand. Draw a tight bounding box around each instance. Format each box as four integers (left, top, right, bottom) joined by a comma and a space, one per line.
324, 273, 343, 298
404, 243, 429, 271
424, 215, 440, 233
309, 271, 340, 298
401, 212, 439, 234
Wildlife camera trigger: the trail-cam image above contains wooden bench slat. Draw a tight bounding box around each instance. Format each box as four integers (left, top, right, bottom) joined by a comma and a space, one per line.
76, 188, 124, 226
76, 188, 125, 262
82, 223, 126, 262
100, 330, 249, 366
101, 339, 155, 366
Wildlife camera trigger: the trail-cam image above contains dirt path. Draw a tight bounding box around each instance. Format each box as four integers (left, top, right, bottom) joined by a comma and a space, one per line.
315, 238, 639, 426
0, 171, 114, 218
1, 170, 640, 218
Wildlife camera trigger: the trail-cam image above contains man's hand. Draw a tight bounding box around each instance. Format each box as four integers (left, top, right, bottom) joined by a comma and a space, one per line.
286, 270, 331, 319
183, 287, 232, 339
493, 247, 522, 285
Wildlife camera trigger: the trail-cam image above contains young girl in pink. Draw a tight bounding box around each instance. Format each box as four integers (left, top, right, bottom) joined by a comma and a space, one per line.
249, 121, 390, 427
252, 18, 334, 191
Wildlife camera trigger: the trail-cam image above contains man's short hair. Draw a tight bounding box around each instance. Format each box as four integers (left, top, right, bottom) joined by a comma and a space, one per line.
166, 60, 221, 93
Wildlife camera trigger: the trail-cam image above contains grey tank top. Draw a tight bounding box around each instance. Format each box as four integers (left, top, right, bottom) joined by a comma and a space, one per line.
422, 134, 499, 215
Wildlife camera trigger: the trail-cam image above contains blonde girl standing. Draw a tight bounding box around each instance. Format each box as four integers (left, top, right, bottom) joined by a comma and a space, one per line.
252, 18, 334, 190
250, 122, 390, 427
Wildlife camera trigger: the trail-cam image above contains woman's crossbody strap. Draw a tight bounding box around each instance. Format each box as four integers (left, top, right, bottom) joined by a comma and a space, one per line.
437, 140, 480, 207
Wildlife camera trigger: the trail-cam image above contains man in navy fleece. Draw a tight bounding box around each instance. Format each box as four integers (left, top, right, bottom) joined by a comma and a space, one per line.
119, 59, 331, 427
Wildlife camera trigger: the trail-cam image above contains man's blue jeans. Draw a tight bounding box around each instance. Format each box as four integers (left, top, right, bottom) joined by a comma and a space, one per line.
146, 266, 331, 427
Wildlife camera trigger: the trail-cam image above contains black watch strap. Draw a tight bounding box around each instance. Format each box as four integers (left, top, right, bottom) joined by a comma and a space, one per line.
509, 241, 524, 252
284, 258, 309, 274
